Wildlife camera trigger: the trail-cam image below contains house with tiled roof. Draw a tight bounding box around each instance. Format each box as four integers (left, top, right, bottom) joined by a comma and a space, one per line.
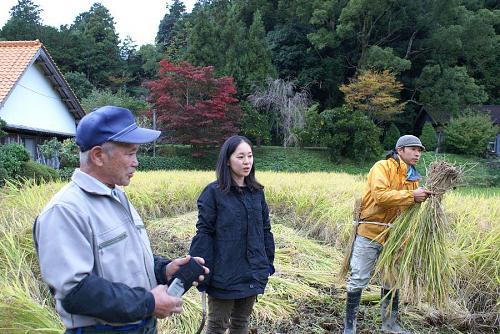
0, 40, 84, 159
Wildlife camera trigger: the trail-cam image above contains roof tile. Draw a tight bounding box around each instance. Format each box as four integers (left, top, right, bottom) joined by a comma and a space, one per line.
0, 40, 42, 104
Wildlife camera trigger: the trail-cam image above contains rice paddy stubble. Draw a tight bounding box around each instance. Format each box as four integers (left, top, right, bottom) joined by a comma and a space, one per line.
0, 171, 497, 332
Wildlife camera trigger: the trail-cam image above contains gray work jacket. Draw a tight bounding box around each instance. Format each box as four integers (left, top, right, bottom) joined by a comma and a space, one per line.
33, 169, 157, 329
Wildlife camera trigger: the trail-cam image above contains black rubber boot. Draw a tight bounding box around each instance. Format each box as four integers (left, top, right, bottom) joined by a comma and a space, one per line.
344, 290, 362, 334
380, 289, 411, 334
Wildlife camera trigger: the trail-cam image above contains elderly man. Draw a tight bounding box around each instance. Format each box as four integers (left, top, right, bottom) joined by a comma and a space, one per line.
33, 106, 208, 334
343, 135, 430, 334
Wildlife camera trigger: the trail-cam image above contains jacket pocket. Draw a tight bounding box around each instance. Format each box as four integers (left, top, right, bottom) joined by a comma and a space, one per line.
96, 224, 147, 287
98, 232, 127, 249
212, 239, 249, 287
216, 204, 243, 241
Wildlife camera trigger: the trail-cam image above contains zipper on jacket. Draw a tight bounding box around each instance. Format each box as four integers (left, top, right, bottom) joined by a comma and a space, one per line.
98, 232, 127, 249
117, 193, 155, 289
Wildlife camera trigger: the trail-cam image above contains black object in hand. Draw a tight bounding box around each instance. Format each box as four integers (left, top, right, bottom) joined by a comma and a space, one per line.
167, 257, 204, 297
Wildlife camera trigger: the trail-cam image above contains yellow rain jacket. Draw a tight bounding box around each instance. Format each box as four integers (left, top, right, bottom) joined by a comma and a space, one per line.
357, 156, 420, 244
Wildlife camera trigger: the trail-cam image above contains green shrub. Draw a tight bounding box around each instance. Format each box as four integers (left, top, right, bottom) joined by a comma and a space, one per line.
239, 101, 271, 146
383, 123, 400, 150
320, 105, 382, 162
38, 138, 62, 160
0, 162, 7, 187
0, 117, 7, 138
64, 71, 95, 99
58, 167, 76, 181
420, 122, 438, 152
295, 103, 323, 147
138, 155, 196, 171
0, 143, 30, 177
38, 138, 79, 168
444, 113, 497, 156
60, 138, 79, 168
17, 161, 58, 183
253, 146, 334, 172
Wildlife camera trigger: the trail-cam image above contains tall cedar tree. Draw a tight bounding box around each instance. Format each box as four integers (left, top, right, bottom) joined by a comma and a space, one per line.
0, 0, 42, 40
147, 60, 240, 149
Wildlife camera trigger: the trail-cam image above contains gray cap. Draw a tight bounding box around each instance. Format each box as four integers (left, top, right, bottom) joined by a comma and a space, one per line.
395, 135, 425, 150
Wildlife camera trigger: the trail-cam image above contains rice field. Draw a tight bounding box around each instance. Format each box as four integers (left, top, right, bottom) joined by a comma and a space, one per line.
0, 171, 498, 333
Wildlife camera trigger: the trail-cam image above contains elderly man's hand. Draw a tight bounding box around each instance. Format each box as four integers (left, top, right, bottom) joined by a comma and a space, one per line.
150, 285, 182, 318
165, 255, 209, 286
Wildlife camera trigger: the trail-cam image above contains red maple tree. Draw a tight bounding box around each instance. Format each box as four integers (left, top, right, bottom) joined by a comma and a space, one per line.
146, 60, 240, 149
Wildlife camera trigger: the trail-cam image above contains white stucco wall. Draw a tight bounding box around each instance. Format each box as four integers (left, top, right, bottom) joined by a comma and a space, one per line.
0, 63, 76, 135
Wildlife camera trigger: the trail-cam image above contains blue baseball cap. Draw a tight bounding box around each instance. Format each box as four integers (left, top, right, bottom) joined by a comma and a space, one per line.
76, 106, 160, 152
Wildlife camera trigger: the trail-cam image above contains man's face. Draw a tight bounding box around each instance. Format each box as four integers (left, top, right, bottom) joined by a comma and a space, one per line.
100, 142, 139, 187
397, 146, 423, 166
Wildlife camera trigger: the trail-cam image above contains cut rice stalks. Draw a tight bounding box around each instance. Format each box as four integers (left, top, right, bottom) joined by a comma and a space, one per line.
376, 160, 463, 310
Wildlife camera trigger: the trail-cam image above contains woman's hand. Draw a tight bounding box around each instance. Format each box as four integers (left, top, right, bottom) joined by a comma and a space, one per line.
165, 255, 209, 286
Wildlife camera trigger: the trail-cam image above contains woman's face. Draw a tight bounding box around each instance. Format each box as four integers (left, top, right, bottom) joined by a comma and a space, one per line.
229, 141, 253, 182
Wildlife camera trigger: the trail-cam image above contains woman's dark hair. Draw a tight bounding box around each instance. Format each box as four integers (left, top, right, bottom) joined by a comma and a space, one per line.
216, 135, 263, 193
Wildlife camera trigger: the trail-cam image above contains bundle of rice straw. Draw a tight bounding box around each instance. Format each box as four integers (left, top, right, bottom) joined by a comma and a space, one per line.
340, 198, 362, 277
375, 160, 463, 309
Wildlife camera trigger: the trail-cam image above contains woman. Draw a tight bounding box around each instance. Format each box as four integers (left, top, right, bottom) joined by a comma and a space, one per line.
189, 135, 275, 334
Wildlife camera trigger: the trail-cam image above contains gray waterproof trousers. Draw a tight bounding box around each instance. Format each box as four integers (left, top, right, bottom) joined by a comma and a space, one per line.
347, 235, 391, 292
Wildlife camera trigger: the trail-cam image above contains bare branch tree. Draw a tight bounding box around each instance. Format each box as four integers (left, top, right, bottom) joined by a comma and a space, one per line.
248, 79, 310, 147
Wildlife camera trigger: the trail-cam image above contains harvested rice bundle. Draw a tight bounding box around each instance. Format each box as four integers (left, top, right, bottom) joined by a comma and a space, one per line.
340, 198, 362, 277
376, 160, 463, 309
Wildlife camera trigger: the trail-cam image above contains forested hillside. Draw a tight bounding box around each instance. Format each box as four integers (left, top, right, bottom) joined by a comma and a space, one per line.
1, 0, 498, 157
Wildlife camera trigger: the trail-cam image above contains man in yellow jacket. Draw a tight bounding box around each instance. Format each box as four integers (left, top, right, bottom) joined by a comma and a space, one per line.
344, 135, 430, 334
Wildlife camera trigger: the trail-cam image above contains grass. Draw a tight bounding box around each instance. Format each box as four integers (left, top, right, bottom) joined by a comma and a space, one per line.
141, 145, 500, 187
149, 213, 455, 334
0, 171, 498, 333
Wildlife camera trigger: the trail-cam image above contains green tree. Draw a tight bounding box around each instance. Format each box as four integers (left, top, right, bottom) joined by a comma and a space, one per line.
156, 0, 186, 50
39, 25, 88, 75
220, 3, 248, 88
417, 65, 488, 124
306, 0, 345, 51
81, 89, 148, 115
444, 112, 497, 156
336, 0, 404, 65
420, 122, 438, 152
239, 101, 271, 146
186, 7, 222, 68
267, 22, 317, 84
64, 71, 95, 100
459, 8, 500, 103
137, 44, 163, 79
295, 103, 324, 147
383, 123, 401, 150
361, 46, 411, 74
164, 19, 191, 63
320, 105, 382, 162
0, 0, 42, 40
70, 3, 123, 88
244, 10, 277, 89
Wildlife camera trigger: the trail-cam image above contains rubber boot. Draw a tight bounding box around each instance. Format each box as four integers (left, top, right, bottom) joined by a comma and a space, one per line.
380, 289, 411, 334
344, 290, 362, 334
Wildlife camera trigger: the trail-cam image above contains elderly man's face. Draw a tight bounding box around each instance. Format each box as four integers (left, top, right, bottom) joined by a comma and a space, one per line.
101, 142, 139, 187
